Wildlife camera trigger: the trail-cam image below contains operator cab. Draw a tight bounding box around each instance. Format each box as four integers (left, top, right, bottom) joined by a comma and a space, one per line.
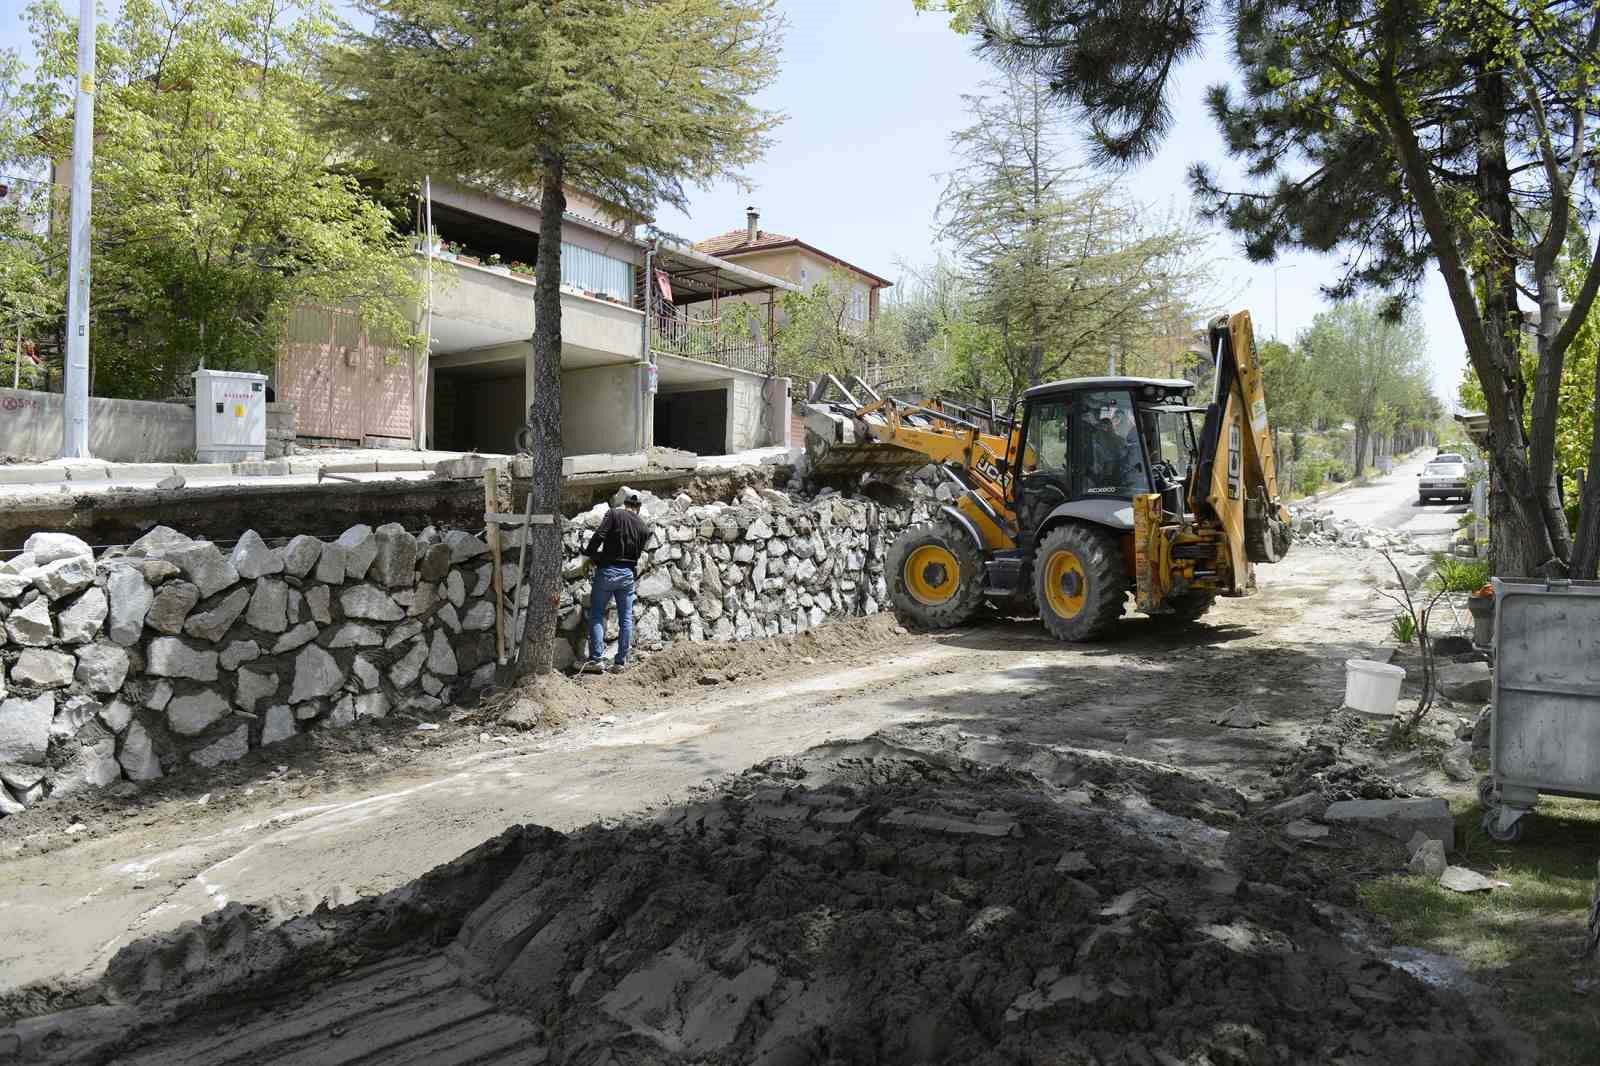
1013, 377, 1200, 537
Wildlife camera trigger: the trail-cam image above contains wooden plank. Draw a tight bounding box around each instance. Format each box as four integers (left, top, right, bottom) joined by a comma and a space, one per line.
484, 512, 555, 525
484, 469, 506, 664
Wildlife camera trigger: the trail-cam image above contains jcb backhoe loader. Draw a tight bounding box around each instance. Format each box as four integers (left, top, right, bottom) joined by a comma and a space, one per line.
803, 310, 1293, 640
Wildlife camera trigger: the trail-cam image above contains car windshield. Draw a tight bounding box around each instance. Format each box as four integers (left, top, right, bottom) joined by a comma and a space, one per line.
1434, 453, 1464, 463
1425, 463, 1466, 475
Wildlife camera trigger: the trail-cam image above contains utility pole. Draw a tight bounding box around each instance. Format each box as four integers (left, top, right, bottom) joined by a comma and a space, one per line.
60, 0, 95, 458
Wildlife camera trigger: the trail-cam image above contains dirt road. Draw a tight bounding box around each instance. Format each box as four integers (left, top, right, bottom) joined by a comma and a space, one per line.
0, 514, 1447, 1008
1311, 454, 1465, 551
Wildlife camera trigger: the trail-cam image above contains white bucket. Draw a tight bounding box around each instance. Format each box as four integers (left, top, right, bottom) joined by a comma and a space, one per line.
1344, 659, 1406, 716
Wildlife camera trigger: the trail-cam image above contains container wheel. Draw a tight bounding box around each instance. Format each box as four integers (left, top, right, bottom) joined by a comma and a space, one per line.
1482, 808, 1524, 844
887, 521, 985, 628
1476, 776, 1496, 808
1034, 524, 1126, 642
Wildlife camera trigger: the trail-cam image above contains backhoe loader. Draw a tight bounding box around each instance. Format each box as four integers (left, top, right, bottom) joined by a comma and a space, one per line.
803, 310, 1292, 640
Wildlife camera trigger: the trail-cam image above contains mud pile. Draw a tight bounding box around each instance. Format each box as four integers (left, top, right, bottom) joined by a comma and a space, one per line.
7, 728, 1531, 1066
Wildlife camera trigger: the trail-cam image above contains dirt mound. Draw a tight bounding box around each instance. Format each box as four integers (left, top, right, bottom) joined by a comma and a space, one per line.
1271, 710, 1413, 802
7, 729, 1531, 1066
493, 614, 909, 730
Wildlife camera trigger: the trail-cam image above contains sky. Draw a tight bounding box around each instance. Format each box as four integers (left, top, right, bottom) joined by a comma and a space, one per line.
0, 0, 1467, 405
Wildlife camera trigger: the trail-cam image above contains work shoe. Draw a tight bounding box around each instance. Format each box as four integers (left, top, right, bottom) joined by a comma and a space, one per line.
607, 660, 631, 675
574, 659, 608, 676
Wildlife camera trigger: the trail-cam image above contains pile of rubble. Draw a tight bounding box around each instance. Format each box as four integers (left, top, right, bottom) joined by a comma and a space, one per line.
7, 727, 1532, 1065
1289, 506, 1428, 554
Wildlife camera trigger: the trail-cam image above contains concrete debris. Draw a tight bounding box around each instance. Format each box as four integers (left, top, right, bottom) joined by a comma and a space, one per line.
1284, 819, 1331, 841
1323, 797, 1455, 850
1261, 792, 1324, 822
1408, 839, 1449, 877
1289, 506, 1428, 554
1437, 661, 1493, 704
1439, 866, 1507, 893
1214, 703, 1266, 729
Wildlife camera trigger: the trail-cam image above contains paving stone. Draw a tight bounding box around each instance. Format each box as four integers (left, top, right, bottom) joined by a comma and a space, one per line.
272, 621, 320, 653
427, 629, 458, 676
245, 578, 290, 633
328, 623, 383, 648
389, 638, 428, 689
75, 642, 130, 693
23, 532, 92, 565
1437, 661, 1493, 704
106, 565, 153, 646
236, 668, 280, 712
32, 556, 96, 600
314, 542, 347, 585
261, 705, 296, 746
56, 587, 108, 645
339, 585, 404, 621
418, 543, 451, 582
12, 649, 75, 688
228, 530, 284, 580
1323, 797, 1455, 849
182, 586, 251, 645
50, 693, 101, 738
146, 637, 219, 681
191, 724, 249, 768
4, 596, 54, 646
289, 643, 344, 703
166, 690, 230, 736
281, 534, 323, 578
337, 525, 378, 581
119, 721, 162, 780
370, 524, 417, 588
146, 580, 201, 635
220, 640, 261, 670
99, 698, 135, 733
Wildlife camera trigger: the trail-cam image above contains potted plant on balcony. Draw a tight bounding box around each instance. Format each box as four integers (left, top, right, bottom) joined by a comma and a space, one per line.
486, 253, 512, 276
438, 240, 460, 262
509, 259, 535, 279
457, 246, 481, 267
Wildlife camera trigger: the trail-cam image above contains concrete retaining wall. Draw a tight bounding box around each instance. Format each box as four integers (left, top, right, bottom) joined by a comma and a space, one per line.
0, 389, 194, 462
0, 484, 930, 814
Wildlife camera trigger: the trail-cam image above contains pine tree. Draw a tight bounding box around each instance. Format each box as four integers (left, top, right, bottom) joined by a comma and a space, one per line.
320, 0, 783, 672
947, 0, 1600, 577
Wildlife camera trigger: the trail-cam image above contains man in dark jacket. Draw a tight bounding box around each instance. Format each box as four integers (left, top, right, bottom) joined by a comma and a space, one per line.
579, 493, 648, 673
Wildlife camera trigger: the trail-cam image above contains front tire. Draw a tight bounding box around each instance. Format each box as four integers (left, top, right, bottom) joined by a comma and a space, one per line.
887, 522, 985, 628
1033, 524, 1126, 642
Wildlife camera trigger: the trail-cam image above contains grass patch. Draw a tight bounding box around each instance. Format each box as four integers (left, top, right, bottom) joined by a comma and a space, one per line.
1358, 797, 1600, 1065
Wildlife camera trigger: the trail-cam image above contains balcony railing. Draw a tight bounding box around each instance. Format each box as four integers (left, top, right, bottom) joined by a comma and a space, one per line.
651, 312, 773, 376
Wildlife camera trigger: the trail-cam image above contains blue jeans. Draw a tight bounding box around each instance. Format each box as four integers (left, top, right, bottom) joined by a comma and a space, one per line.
588, 566, 635, 665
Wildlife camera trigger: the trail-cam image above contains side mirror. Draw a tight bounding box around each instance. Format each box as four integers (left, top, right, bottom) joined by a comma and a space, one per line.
1416, 472, 1422, 477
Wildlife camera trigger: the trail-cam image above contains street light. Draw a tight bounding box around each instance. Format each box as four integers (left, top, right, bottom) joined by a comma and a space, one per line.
1273, 264, 1297, 341
60, 0, 96, 458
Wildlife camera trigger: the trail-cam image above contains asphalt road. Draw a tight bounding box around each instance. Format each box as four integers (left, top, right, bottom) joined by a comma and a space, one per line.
1311, 454, 1467, 551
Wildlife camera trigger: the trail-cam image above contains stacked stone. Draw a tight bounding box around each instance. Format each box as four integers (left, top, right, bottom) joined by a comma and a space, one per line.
555, 484, 931, 667
0, 522, 503, 815
264, 402, 297, 459
1288, 506, 1426, 554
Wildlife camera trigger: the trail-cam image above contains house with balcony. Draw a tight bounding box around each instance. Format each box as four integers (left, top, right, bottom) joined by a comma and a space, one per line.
275, 182, 800, 459
693, 208, 893, 330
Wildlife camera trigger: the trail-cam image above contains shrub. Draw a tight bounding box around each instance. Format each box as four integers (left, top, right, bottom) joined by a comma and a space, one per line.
1431, 555, 1491, 593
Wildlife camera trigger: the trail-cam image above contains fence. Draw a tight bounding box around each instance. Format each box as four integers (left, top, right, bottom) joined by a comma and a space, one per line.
652, 311, 772, 376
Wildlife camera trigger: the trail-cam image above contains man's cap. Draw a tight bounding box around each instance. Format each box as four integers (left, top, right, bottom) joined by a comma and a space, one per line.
625, 494, 642, 506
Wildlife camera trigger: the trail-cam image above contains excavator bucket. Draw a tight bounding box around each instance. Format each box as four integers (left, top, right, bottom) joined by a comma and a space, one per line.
802, 374, 929, 479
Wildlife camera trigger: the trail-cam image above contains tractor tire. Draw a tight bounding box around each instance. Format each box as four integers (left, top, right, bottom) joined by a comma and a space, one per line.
1157, 593, 1217, 625
887, 521, 986, 629
1034, 524, 1126, 642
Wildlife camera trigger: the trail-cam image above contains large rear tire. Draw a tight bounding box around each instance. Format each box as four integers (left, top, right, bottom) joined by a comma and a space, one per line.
1034, 524, 1126, 642
887, 521, 986, 628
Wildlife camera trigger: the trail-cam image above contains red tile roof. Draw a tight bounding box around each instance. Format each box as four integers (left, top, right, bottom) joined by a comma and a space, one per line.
693, 229, 893, 288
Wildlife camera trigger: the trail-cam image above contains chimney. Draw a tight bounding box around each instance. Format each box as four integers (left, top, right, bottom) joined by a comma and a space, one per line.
746, 206, 759, 243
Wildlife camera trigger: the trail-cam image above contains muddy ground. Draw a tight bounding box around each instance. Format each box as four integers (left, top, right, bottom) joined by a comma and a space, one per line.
0, 539, 1482, 1019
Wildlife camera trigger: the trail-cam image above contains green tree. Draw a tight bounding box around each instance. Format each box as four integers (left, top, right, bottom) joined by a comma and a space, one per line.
952, 0, 1600, 578
321, 0, 783, 674
5, 0, 419, 399
1301, 302, 1431, 476
775, 269, 906, 386
938, 71, 1212, 411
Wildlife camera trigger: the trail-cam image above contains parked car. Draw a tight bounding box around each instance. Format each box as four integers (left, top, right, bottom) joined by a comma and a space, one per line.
1419, 458, 1470, 503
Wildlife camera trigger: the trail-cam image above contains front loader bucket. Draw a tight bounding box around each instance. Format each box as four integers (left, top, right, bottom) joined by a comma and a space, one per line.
803, 403, 927, 479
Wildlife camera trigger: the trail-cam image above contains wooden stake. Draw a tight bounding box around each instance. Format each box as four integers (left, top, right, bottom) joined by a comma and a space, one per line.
485, 467, 506, 664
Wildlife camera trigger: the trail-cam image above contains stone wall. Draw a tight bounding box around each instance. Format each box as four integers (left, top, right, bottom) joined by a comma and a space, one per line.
0, 486, 933, 815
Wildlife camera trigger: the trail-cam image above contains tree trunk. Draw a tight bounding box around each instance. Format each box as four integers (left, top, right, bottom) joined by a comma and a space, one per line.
522, 159, 567, 675
1573, 365, 1600, 577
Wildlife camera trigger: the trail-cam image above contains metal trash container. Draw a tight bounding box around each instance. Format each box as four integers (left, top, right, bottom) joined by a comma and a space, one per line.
1480, 577, 1600, 843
